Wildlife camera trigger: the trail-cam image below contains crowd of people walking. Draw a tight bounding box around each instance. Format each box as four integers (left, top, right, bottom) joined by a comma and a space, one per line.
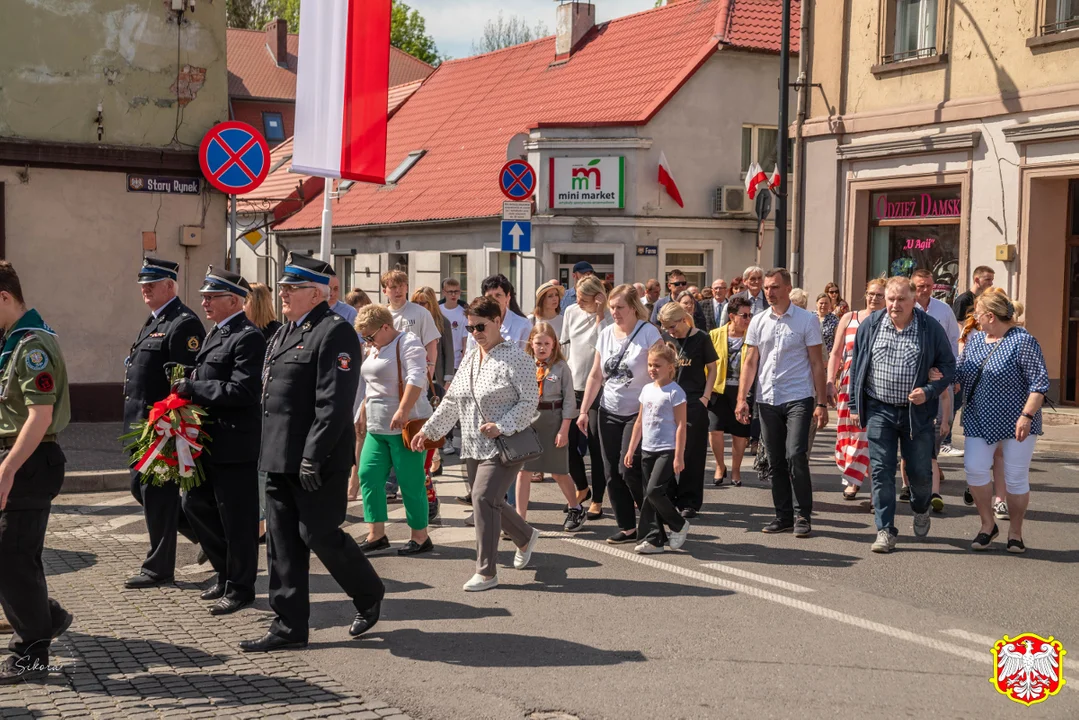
51, 250, 1046, 666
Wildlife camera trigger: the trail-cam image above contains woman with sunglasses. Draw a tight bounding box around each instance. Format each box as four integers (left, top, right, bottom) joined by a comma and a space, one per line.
354, 305, 434, 556
578, 284, 663, 545
827, 278, 886, 500
656, 301, 716, 519
410, 297, 540, 592
708, 295, 754, 486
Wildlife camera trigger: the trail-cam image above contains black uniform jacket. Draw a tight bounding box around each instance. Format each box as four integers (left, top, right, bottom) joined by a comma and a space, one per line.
185, 313, 267, 465
124, 298, 206, 432
258, 302, 361, 475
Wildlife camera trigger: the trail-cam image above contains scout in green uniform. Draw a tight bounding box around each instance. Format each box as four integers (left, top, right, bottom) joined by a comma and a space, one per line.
0, 261, 73, 684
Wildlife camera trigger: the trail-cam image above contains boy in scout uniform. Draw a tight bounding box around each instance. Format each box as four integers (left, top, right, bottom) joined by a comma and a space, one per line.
0, 261, 73, 683
240, 254, 384, 652
124, 258, 206, 588
174, 267, 265, 616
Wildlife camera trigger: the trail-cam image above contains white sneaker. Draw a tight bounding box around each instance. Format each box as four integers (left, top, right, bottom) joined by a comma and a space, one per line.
634, 541, 664, 554
912, 511, 931, 538
463, 574, 499, 592
513, 528, 540, 570
668, 520, 690, 551
939, 444, 964, 457
443, 445, 457, 455
871, 530, 897, 553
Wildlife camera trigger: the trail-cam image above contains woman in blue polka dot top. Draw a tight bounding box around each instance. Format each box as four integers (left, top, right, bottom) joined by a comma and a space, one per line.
955, 290, 1049, 554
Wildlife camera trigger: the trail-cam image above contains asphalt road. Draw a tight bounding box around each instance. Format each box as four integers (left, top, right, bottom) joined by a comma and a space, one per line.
27, 430, 1079, 720
299, 430, 1079, 720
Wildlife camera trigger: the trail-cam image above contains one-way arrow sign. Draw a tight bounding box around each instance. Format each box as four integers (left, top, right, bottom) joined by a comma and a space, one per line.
501, 219, 531, 252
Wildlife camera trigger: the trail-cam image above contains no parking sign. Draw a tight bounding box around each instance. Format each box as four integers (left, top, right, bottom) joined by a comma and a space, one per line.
198, 121, 270, 195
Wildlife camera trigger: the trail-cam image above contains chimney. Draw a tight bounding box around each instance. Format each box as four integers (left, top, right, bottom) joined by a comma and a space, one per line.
266, 18, 288, 68
555, 1, 596, 62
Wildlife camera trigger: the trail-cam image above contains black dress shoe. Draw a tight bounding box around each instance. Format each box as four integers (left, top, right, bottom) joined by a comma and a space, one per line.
50, 610, 73, 640
428, 500, 440, 522
239, 633, 307, 653
455, 494, 472, 506
210, 597, 254, 616
680, 508, 698, 519
196, 549, 209, 565
124, 573, 173, 589
0, 655, 47, 685
761, 519, 794, 534
349, 601, 381, 637
397, 538, 433, 556
200, 583, 226, 601
258, 533, 266, 545
358, 536, 391, 553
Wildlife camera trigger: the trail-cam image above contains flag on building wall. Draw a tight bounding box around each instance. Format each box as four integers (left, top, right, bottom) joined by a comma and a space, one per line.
768, 164, 781, 190
292, 0, 391, 183
744, 162, 768, 200
658, 152, 684, 208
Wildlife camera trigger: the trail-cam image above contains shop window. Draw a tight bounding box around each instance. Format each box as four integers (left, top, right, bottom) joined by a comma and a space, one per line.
262, 112, 286, 144
741, 126, 794, 176
490, 252, 518, 294
868, 186, 961, 303
878, 0, 947, 66
664, 251, 707, 292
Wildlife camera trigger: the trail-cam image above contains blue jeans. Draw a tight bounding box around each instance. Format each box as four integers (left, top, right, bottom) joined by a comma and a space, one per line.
865, 398, 934, 534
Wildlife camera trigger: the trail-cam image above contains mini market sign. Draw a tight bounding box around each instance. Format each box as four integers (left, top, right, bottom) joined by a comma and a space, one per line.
549, 156, 625, 209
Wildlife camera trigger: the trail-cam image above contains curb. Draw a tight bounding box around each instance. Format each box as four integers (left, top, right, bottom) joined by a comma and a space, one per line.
63, 470, 130, 494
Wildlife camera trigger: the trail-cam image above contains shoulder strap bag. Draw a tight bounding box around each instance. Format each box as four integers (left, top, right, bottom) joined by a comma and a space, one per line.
602, 320, 647, 379
469, 350, 543, 466
396, 337, 444, 450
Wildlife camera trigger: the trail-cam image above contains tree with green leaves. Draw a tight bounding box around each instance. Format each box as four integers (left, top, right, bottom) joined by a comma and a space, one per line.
471, 12, 550, 55
225, 0, 299, 31
391, 1, 441, 65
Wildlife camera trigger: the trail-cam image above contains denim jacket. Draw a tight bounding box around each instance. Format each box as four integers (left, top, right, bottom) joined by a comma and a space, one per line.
849, 308, 955, 432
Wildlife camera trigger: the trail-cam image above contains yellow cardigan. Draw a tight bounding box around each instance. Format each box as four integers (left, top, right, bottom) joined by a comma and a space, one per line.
708, 324, 750, 394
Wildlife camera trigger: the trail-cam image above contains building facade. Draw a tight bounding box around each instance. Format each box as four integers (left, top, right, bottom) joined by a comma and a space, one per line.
0, 0, 230, 420
799, 0, 1079, 401
272, 0, 798, 306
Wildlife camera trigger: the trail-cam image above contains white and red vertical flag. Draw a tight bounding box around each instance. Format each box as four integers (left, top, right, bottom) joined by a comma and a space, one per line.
292, 0, 391, 183
658, 152, 684, 208
745, 161, 768, 200
768, 164, 781, 190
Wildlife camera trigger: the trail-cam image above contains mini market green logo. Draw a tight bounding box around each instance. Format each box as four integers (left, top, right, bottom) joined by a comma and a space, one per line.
571, 159, 603, 190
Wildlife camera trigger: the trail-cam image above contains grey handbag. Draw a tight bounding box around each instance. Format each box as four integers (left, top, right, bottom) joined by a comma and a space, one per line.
469, 352, 543, 466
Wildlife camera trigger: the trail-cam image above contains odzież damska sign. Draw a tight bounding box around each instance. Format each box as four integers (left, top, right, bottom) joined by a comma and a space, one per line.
874, 190, 961, 220
548, 156, 625, 209
127, 174, 201, 195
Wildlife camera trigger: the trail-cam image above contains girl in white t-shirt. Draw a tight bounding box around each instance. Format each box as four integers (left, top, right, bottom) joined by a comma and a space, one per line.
625, 343, 689, 554
577, 284, 662, 545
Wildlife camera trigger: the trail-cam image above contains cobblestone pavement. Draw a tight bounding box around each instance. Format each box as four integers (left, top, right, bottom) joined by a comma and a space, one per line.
0, 493, 413, 720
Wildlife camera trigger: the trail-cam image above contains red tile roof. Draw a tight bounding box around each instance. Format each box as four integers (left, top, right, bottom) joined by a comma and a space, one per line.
716, 0, 801, 53
277, 0, 794, 232
227, 28, 434, 101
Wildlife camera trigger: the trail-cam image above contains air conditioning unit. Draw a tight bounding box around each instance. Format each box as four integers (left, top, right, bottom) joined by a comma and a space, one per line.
715, 185, 751, 215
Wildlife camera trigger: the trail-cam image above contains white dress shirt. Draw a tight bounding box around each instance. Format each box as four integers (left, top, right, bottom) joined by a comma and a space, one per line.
745, 302, 822, 405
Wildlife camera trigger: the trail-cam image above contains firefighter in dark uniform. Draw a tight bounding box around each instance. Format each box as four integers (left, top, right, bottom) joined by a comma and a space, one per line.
173, 267, 265, 616
240, 254, 384, 652
124, 258, 206, 588
0, 261, 73, 683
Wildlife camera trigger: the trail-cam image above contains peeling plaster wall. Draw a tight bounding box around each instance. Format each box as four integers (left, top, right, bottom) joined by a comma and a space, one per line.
0, 0, 228, 146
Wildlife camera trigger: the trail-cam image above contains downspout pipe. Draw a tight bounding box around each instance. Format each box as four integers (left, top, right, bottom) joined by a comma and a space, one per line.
790, 0, 811, 286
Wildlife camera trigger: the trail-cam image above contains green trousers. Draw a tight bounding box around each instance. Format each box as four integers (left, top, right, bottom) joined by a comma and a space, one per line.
360, 432, 428, 530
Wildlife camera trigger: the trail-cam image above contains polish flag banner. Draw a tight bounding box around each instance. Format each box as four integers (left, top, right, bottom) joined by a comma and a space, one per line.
768, 164, 781, 190
658, 152, 684, 208
745, 162, 768, 200
292, 0, 391, 183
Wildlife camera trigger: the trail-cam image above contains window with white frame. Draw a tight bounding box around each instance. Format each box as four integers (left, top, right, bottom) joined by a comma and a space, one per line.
741, 126, 794, 176
442, 253, 468, 300
664, 251, 708, 293
878, 0, 946, 65
1042, 0, 1079, 34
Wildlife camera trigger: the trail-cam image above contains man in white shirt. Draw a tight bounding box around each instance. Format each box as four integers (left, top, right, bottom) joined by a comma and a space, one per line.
439, 278, 468, 371
381, 270, 439, 379
704, 277, 728, 332
467, 274, 531, 351
736, 268, 828, 539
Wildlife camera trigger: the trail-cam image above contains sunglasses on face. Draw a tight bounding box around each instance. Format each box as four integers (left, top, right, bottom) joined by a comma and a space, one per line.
361, 324, 386, 344
670, 281, 687, 287
465, 323, 488, 334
